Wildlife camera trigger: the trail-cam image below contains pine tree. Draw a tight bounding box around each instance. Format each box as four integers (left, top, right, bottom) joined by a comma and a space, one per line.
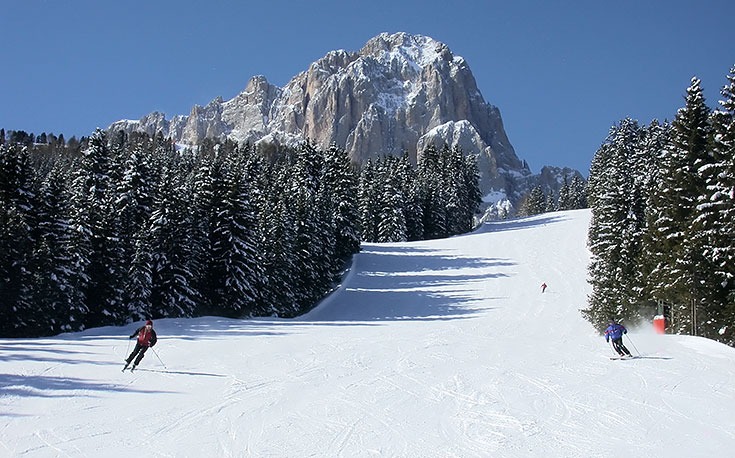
418, 144, 446, 239
544, 192, 556, 213
442, 146, 464, 235
322, 144, 360, 262
693, 67, 735, 342
30, 166, 81, 334
147, 166, 197, 318
114, 144, 155, 313
523, 186, 546, 216
190, 152, 240, 316
69, 129, 125, 328
402, 153, 424, 241
358, 160, 379, 243
0, 144, 36, 336
215, 153, 264, 317
570, 175, 588, 210
378, 176, 408, 242
126, 233, 154, 322
258, 168, 297, 316
460, 152, 482, 231
710, 68, 735, 307
290, 142, 332, 311
189, 156, 215, 314
584, 119, 647, 329
115, 145, 154, 240
645, 78, 713, 335
557, 175, 572, 210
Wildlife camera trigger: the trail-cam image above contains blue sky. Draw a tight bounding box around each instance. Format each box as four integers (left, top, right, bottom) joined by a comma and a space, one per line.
1, 0, 733, 174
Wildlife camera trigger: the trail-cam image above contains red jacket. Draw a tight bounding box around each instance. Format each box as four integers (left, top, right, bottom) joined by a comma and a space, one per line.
130, 326, 157, 347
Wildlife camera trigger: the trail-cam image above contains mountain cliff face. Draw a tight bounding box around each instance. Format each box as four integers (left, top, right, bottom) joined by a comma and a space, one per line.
109, 32, 534, 199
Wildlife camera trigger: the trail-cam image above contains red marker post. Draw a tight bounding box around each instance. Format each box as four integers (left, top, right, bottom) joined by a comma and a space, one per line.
653, 315, 666, 334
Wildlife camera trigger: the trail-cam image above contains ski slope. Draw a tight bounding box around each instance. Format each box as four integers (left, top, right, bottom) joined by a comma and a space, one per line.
2, 209, 734, 457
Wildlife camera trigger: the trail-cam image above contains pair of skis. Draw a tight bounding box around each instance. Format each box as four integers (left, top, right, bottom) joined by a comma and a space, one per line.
610, 354, 673, 360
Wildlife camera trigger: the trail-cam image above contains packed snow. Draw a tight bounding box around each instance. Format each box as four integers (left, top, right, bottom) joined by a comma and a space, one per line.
2, 209, 734, 457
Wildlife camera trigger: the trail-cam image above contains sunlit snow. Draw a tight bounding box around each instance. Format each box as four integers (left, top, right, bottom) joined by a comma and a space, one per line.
2, 210, 733, 457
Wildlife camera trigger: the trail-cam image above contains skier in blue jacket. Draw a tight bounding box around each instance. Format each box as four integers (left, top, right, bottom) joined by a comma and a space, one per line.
605, 319, 632, 357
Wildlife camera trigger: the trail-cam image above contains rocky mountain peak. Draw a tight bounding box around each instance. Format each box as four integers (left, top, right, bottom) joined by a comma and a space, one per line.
108, 32, 543, 202
359, 32, 452, 68
310, 50, 359, 75
243, 75, 274, 94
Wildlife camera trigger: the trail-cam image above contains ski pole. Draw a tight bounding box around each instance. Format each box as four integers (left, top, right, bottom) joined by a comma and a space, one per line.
125, 337, 131, 357
151, 347, 167, 370
626, 334, 641, 356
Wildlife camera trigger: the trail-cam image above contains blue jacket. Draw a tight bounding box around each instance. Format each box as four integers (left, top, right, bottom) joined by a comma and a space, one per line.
605, 323, 627, 341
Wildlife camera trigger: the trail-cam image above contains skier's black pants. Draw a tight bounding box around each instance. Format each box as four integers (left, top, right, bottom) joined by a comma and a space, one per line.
611, 337, 631, 356
126, 343, 149, 366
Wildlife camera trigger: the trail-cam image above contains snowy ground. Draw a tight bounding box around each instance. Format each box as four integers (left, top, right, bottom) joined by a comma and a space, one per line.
2, 209, 734, 457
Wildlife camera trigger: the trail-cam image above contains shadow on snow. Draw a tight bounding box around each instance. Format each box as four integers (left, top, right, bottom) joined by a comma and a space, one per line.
475, 214, 570, 234
301, 243, 515, 322
0, 373, 177, 399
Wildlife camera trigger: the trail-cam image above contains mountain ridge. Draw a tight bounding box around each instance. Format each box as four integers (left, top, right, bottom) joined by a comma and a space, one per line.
109, 32, 579, 205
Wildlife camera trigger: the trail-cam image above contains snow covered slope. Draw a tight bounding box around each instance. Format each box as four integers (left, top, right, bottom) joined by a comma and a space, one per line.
2, 209, 734, 457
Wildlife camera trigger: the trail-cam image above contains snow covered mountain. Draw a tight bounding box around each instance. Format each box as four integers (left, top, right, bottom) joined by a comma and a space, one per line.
3, 209, 734, 457
109, 32, 534, 199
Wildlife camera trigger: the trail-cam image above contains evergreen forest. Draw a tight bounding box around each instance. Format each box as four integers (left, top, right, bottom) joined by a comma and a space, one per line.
0, 130, 481, 337
583, 67, 735, 347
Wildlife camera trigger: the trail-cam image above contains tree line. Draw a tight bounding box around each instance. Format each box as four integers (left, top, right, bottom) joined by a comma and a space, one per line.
516, 174, 588, 217
359, 145, 482, 242
583, 68, 735, 347
1, 130, 481, 337
1, 128, 87, 157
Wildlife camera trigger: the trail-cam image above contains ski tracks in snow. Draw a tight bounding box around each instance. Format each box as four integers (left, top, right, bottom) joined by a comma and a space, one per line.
4, 211, 735, 457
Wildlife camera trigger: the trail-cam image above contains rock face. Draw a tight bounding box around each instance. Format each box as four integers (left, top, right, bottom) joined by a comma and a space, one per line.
109, 32, 533, 198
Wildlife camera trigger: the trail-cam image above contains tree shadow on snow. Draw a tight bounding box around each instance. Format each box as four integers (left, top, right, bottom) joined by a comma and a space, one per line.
133, 368, 227, 377
0, 373, 177, 399
299, 244, 515, 322
0, 344, 125, 367
475, 214, 569, 234
153, 318, 312, 341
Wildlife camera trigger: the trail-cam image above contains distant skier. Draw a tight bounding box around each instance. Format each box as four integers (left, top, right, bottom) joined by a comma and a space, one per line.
541, 282, 547, 293
123, 320, 157, 371
605, 319, 632, 357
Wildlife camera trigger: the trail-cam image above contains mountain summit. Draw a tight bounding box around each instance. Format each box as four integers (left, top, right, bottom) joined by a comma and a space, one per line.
109, 32, 530, 197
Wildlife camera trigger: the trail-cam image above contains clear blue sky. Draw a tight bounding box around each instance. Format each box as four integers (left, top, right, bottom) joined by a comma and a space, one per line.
2, 0, 733, 175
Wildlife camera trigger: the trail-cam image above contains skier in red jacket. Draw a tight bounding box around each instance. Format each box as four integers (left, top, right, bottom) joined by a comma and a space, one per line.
123, 320, 157, 371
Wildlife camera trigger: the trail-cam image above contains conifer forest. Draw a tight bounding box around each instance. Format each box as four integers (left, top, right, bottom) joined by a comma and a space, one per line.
584, 67, 735, 346
0, 130, 482, 337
